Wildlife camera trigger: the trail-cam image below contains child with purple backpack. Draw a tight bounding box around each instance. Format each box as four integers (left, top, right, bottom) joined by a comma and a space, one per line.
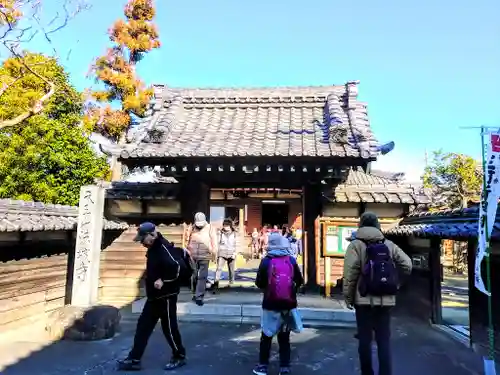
253, 232, 304, 375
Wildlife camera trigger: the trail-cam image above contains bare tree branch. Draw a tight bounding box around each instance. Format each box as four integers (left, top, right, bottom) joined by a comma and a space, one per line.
0, 74, 22, 96
0, 0, 90, 129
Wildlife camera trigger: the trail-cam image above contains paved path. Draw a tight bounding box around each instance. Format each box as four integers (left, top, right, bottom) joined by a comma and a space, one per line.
0, 319, 486, 375
176, 289, 346, 309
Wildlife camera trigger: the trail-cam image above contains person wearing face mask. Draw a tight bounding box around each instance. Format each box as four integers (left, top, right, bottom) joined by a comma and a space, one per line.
117, 222, 190, 372
186, 212, 217, 306
212, 219, 237, 293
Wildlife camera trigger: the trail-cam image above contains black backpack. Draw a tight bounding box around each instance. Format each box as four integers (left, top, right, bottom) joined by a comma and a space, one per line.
358, 239, 398, 297
175, 247, 194, 285
161, 242, 194, 285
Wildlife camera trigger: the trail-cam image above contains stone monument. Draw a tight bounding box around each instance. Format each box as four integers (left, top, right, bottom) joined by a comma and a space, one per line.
71, 185, 106, 307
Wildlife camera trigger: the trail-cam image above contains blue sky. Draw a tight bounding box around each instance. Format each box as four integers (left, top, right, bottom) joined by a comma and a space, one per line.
27, 0, 499, 181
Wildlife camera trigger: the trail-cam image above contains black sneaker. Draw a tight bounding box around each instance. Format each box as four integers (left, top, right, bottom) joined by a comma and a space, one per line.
164, 357, 186, 371
279, 366, 291, 375
253, 364, 268, 375
116, 358, 141, 371
212, 281, 219, 294
195, 298, 204, 306
192, 295, 196, 301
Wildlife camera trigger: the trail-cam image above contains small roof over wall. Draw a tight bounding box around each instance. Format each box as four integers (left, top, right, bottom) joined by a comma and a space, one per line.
334, 168, 429, 205
384, 205, 492, 240
0, 199, 128, 232
101, 81, 380, 161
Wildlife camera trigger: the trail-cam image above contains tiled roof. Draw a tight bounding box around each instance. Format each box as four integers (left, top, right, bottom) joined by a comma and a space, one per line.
107, 168, 429, 205
106, 182, 178, 200
0, 199, 129, 232
384, 206, 491, 239
333, 168, 429, 204
100, 81, 380, 159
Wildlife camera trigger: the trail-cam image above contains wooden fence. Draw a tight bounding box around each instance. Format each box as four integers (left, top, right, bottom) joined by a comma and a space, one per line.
99, 225, 185, 307
0, 230, 75, 338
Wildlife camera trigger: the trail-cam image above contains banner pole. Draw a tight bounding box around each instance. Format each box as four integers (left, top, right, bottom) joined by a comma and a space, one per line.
480, 126, 496, 374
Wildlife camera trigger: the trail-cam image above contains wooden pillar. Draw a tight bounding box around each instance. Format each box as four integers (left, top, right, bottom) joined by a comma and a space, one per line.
239, 207, 245, 234
180, 177, 210, 223
324, 256, 332, 297
303, 183, 322, 289
358, 202, 366, 216
467, 238, 476, 348
429, 238, 442, 324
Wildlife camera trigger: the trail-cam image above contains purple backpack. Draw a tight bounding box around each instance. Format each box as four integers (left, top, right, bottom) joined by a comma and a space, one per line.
266, 257, 294, 304
358, 240, 398, 297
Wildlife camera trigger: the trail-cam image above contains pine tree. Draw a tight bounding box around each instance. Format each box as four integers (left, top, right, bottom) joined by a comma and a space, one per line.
85, 0, 161, 180
423, 150, 482, 210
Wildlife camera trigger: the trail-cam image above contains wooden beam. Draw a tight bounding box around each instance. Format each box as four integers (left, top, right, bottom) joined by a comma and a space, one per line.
120, 156, 373, 170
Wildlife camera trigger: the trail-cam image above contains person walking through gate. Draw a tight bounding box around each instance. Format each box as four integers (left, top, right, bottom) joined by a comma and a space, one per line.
250, 228, 260, 259
342, 212, 412, 375
117, 222, 191, 371
253, 232, 304, 375
187, 212, 217, 306
282, 225, 298, 258
213, 219, 237, 293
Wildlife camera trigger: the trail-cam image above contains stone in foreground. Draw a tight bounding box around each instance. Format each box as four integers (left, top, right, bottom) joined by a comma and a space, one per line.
46, 305, 121, 341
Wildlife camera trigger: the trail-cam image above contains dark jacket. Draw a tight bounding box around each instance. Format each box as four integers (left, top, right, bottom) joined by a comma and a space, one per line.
145, 233, 185, 299
255, 248, 304, 311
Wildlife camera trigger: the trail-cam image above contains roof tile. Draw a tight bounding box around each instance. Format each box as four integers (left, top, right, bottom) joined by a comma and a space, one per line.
383, 204, 493, 239
333, 168, 429, 205
0, 199, 128, 232
102, 82, 379, 159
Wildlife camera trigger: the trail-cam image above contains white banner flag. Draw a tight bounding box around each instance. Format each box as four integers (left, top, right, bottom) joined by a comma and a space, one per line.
475, 131, 500, 295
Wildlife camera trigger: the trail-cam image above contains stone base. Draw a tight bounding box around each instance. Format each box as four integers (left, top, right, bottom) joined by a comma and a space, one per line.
46, 305, 121, 341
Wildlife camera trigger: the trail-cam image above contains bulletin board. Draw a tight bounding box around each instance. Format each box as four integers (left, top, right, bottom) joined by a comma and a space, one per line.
322, 223, 357, 257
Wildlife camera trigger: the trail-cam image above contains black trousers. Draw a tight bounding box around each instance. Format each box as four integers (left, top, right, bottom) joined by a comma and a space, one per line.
191, 260, 210, 299
355, 305, 392, 375
259, 331, 291, 367
129, 295, 186, 360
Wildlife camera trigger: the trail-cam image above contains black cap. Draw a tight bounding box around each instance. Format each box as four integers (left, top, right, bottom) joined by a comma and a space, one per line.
133, 222, 156, 242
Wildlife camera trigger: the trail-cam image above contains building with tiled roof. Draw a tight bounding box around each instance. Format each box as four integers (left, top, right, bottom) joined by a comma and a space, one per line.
98, 81, 428, 287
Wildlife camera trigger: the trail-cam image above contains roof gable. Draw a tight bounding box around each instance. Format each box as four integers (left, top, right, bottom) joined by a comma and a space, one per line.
101, 81, 380, 160
333, 168, 429, 204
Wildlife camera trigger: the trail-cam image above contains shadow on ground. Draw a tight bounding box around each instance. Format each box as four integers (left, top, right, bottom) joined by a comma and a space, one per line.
0, 314, 486, 375
0, 252, 490, 375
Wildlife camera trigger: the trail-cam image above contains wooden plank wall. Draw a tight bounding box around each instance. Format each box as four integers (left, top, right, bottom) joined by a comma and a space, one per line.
0, 253, 68, 334
99, 225, 185, 307
318, 257, 344, 288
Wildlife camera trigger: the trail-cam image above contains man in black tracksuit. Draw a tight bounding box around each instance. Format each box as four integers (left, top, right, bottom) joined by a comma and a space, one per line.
118, 222, 188, 371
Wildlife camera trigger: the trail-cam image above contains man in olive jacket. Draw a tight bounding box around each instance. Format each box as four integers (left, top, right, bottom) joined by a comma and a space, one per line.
343, 212, 412, 375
